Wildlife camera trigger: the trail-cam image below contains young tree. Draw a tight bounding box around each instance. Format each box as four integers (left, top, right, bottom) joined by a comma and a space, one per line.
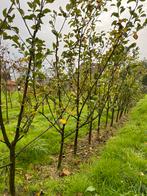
0, 0, 55, 194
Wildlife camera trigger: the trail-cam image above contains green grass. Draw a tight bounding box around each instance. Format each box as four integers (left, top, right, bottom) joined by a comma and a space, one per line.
0, 92, 106, 193
0, 93, 146, 195
49, 95, 147, 195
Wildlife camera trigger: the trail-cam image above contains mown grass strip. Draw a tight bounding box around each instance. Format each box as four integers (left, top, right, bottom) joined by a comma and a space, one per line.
49, 96, 147, 196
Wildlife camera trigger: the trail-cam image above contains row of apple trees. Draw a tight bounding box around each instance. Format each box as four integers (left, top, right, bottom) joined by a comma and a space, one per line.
0, 0, 146, 195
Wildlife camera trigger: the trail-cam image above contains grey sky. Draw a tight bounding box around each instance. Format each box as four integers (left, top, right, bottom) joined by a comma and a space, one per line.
0, 0, 147, 60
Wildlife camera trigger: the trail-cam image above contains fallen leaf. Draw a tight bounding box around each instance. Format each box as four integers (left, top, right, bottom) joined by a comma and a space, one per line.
59, 168, 71, 177
24, 173, 32, 181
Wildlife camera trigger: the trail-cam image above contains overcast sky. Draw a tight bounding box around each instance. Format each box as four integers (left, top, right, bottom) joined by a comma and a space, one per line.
0, 0, 147, 60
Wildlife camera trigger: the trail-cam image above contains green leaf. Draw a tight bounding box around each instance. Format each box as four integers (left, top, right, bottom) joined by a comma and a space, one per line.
3, 8, 7, 17
34, 0, 40, 5
46, 0, 55, 3
128, 43, 137, 49
24, 14, 36, 20
120, 6, 125, 14
66, 4, 72, 11
117, 1, 121, 7
11, 35, 19, 43
59, 6, 67, 17
127, 0, 136, 3
27, 2, 33, 8
111, 12, 119, 18
18, 8, 24, 16
43, 8, 51, 14
52, 29, 58, 36
11, 26, 19, 34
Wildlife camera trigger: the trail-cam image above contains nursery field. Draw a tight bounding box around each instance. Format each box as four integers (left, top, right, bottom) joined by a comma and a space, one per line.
56, 95, 147, 196
0, 0, 147, 195
0, 91, 115, 193
0, 94, 147, 195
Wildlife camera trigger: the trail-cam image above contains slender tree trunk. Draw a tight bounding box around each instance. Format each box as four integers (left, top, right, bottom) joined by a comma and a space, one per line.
74, 117, 80, 155
57, 128, 65, 169
88, 49, 93, 145
88, 115, 93, 145
55, 36, 62, 111
9, 146, 16, 196
6, 89, 9, 123
110, 108, 115, 127
116, 108, 120, 122
74, 37, 81, 156
97, 112, 102, 140
42, 98, 44, 114
105, 106, 109, 127
119, 109, 123, 120
0, 56, 10, 147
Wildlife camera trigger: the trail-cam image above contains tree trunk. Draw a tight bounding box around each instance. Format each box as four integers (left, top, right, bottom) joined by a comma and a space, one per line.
5, 89, 9, 123
119, 110, 123, 120
110, 108, 115, 127
57, 130, 65, 169
42, 98, 44, 114
105, 107, 109, 127
97, 112, 102, 141
88, 116, 93, 145
116, 108, 120, 122
74, 118, 80, 155
9, 146, 16, 196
